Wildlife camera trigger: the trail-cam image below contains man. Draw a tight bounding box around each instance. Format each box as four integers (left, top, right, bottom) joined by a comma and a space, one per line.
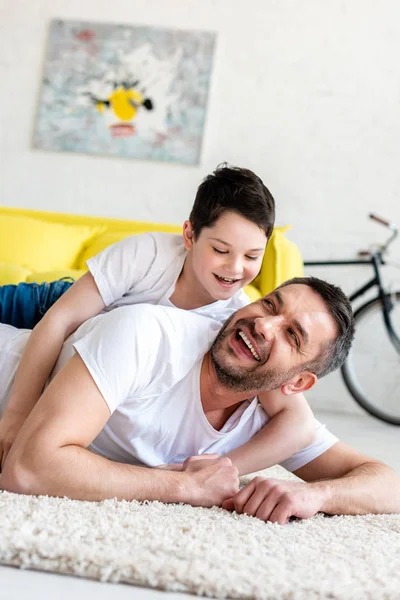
2, 277, 400, 524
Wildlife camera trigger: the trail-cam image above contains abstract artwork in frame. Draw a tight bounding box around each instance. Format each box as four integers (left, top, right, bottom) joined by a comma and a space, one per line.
33, 19, 216, 165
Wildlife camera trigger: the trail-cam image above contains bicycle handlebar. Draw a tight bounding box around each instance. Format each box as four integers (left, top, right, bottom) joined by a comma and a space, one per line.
367, 213, 398, 255
369, 213, 398, 232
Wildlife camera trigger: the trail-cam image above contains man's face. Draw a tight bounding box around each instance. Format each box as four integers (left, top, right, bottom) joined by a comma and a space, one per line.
211, 284, 338, 393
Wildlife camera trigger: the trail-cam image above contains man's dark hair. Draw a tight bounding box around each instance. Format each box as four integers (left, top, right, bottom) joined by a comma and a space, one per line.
189, 163, 275, 239
278, 276, 355, 378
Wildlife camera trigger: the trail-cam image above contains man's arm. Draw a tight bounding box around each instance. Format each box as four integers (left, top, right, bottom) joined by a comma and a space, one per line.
2, 354, 239, 505
222, 442, 400, 524
226, 391, 316, 476
294, 441, 400, 515
0, 273, 105, 468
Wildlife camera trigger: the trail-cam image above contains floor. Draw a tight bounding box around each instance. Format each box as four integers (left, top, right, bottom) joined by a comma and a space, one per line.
2, 410, 400, 600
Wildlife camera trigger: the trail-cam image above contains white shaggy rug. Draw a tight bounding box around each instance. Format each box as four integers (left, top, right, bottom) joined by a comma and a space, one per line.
1, 465, 400, 599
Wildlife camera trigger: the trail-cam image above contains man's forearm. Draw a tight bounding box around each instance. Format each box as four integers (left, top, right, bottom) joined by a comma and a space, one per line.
3, 443, 186, 503
315, 461, 400, 515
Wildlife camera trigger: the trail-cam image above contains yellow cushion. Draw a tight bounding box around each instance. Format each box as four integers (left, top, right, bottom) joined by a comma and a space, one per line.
0, 207, 304, 298
253, 226, 304, 296
77, 226, 180, 269
26, 269, 87, 284
243, 284, 262, 302
0, 215, 103, 272
0, 261, 32, 285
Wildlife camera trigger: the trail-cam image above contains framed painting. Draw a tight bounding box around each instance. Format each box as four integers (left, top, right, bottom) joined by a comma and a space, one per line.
33, 19, 216, 165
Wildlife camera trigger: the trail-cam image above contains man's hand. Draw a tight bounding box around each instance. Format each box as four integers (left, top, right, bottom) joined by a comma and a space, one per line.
222, 476, 326, 524
0, 412, 27, 470
181, 454, 240, 508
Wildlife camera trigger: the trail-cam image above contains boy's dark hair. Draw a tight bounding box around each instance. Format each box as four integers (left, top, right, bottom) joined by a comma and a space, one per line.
278, 276, 355, 378
189, 163, 275, 239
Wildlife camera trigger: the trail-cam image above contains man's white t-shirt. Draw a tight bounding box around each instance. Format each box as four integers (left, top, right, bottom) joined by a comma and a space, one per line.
0, 305, 338, 473
87, 232, 250, 323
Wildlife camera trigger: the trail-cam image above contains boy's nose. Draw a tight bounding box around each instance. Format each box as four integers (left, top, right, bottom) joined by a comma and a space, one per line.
225, 256, 243, 276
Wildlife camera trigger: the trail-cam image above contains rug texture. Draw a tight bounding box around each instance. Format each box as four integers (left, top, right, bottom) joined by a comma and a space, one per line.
1, 465, 400, 599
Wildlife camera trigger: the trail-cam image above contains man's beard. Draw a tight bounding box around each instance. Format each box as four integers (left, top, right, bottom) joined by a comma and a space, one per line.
210, 314, 299, 393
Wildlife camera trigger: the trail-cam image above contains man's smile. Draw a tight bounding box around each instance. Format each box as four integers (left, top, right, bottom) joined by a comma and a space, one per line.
238, 330, 260, 360
230, 327, 265, 362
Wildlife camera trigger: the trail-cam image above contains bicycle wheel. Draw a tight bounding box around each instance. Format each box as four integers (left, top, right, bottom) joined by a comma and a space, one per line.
341, 292, 400, 424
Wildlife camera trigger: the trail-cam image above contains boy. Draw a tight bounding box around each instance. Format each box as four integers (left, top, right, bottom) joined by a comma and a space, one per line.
0, 165, 316, 475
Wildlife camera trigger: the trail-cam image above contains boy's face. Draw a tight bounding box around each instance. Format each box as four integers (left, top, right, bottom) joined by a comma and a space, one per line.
183, 211, 267, 302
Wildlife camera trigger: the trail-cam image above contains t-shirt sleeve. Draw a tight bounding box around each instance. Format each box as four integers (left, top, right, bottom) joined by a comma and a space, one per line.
87, 233, 157, 307
234, 289, 252, 307
279, 420, 339, 472
72, 306, 165, 414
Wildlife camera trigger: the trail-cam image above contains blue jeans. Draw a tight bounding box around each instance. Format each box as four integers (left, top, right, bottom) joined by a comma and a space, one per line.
0, 279, 74, 329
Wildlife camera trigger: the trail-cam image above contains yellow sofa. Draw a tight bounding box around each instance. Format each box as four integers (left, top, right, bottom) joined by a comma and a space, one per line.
0, 206, 304, 301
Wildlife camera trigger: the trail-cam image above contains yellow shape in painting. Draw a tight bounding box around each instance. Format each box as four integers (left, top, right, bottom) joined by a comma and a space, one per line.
109, 88, 145, 121
96, 102, 105, 113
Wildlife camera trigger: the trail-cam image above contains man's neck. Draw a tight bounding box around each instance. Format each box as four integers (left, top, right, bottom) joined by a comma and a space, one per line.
200, 352, 256, 431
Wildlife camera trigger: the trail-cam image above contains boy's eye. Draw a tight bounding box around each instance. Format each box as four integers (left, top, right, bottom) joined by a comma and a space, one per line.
246, 255, 259, 261
213, 247, 228, 255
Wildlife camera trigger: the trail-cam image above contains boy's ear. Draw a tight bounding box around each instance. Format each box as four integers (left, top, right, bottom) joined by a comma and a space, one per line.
182, 220, 195, 251
280, 372, 317, 396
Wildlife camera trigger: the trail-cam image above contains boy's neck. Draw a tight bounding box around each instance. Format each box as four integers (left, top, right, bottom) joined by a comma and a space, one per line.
169, 255, 217, 310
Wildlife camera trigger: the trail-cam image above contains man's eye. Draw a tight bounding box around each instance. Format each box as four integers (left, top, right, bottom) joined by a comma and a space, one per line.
213, 247, 228, 254
288, 329, 300, 348
264, 299, 275, 311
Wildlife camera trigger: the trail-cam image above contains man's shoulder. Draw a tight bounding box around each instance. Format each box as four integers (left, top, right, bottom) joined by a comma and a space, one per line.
117, 303, 221, 338
118, 304, 222, 366
95, 304, 218, 392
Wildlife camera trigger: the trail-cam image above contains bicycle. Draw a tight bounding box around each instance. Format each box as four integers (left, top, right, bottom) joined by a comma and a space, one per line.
304, 214, 400, 425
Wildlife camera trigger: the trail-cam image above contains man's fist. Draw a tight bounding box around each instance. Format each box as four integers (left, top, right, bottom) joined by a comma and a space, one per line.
182, 454, 240, 508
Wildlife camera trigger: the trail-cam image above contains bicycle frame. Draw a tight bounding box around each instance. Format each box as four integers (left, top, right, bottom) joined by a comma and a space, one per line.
304, 254, 400, 353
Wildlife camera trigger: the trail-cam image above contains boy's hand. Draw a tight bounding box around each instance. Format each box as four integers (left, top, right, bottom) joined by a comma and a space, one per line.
0, 412, 27, 470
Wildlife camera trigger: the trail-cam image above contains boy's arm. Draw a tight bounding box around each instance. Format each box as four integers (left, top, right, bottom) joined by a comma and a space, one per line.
2, 354, 239, 506
0, 273, 105, 468
226, 391, 316, 476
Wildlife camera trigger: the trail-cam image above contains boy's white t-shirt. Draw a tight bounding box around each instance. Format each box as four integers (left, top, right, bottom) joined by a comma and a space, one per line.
87, 232, 251, 322
0, 306, 338, 472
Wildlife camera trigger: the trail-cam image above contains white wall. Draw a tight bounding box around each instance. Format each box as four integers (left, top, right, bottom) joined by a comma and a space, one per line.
1, 0, 400, 414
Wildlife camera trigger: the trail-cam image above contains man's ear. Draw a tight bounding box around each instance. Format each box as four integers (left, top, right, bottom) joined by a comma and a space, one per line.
182, 220, 195, 251
280, 372, 317, 396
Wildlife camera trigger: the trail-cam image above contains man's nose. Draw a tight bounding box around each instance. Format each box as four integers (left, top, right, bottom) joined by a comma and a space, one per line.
254, 315, 284, 341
